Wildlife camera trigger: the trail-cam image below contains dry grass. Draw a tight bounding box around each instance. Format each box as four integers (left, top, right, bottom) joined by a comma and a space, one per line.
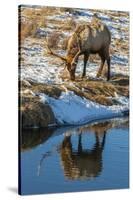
19, 22, 37, 42
20, 80, 63, 98
60, 37, 69, 50
65, 18, 76, 30
20, 74, 128, 107
60, 7, 75, 14
19, 8, 48, 43
47, 32, 62, 49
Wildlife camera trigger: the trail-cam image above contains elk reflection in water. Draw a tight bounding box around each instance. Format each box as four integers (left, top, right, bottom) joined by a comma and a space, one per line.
60, 122, 109, 180
31, 118, 128, 181
61, 132, 106, 180
20, 117, 129, 194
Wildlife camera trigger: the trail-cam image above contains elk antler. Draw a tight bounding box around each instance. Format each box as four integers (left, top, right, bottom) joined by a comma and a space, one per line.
71, 33, 82, 66
71, 50, 82, 66
45, 38, 67, 62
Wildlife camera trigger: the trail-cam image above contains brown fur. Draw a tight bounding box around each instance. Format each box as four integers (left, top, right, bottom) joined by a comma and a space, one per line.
66, 14, 111, 80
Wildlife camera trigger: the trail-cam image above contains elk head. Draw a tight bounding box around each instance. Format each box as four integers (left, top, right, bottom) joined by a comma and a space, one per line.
68, 48, 82, 80
46, 35, 82, 81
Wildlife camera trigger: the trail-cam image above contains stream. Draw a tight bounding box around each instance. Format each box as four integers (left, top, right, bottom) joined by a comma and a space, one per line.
19, 117, 129, 195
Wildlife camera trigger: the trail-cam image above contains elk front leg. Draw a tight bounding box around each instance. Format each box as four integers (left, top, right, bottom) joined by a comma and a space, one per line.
82, 54, 89, 78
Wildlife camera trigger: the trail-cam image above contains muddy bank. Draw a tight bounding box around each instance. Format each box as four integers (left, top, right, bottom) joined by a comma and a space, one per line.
20, 94, 56, 128
19, 74, 129, 128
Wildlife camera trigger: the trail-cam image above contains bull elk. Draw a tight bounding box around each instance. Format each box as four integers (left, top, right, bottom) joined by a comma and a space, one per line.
46, 14, 111, 81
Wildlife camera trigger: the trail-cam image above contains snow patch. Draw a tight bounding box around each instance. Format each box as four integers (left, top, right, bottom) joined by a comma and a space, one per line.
40, 91, 129, 126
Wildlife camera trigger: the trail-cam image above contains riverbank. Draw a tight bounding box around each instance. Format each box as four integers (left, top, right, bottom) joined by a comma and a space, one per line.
20, 75, 129, 128
19, 6, 129, 128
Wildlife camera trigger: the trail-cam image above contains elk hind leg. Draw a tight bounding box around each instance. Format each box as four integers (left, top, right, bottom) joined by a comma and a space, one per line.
96, 55, 105, 78
107, 56, 111, 81
103, 48, 110, 81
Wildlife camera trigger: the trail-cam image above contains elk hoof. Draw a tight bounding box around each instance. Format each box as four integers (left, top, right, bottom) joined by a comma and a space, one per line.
70, 77, 75, 81
82, 76, 86, 81
96, 73, 101, 78
82, 74, 86, 78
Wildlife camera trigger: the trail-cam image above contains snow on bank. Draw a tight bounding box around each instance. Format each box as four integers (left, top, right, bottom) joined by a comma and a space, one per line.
40, 91, 129, 126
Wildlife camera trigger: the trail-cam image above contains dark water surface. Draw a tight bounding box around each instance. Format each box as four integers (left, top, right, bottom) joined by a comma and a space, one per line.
20, 117, 129, 195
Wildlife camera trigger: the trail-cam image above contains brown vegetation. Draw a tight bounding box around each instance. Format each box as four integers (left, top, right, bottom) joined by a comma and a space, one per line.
20, 74, 128, 108
19, 22, 37, 42
20, 95, 55, 128
47, 32, 62, 49
19, 7, 48, 43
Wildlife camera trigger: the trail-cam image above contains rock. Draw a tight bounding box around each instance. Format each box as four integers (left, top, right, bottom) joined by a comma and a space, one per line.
20, 96, 56, 128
